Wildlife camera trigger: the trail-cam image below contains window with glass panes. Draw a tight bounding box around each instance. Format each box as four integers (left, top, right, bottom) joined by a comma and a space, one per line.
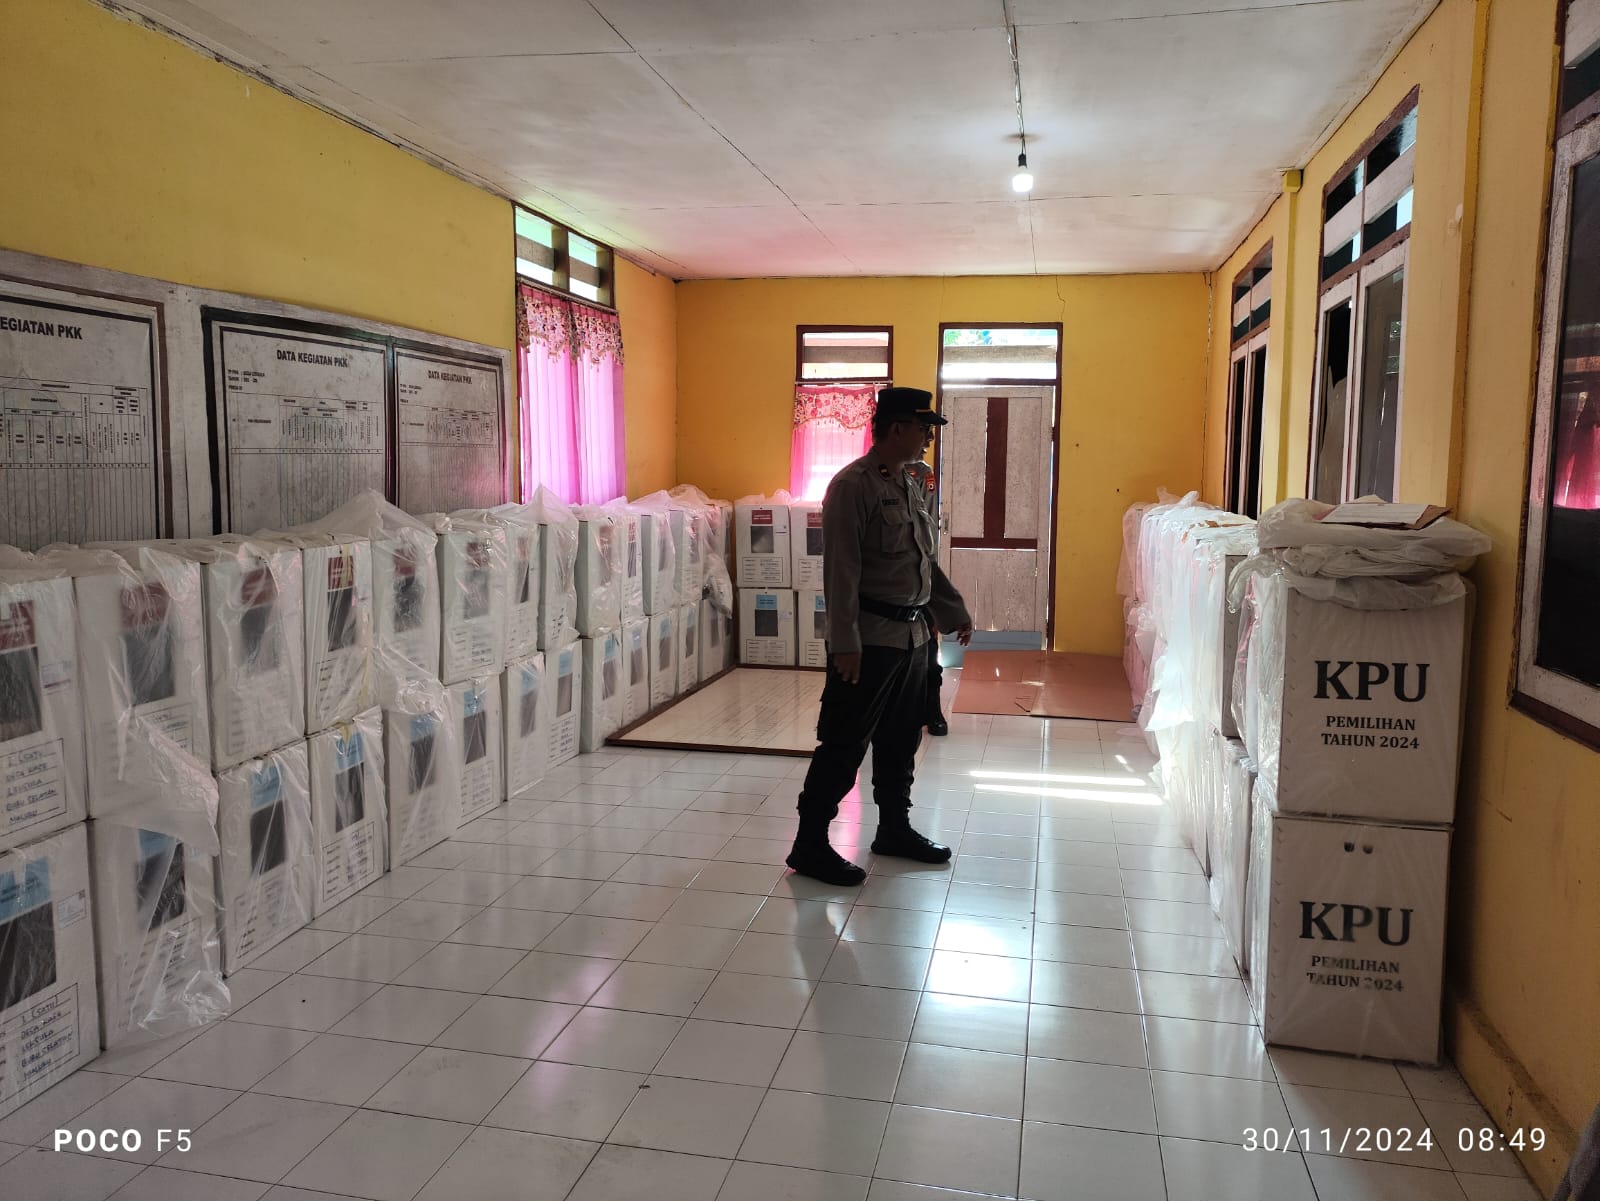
1225, 245, 1271, 519
514, 206, 614, 308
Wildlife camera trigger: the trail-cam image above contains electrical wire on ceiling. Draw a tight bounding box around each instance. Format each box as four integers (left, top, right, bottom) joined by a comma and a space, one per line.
1002, 0, 1033, 193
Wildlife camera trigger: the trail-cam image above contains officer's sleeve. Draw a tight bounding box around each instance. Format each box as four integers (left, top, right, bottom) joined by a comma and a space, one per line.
821, 471, 867, 655
928, 562, 971, 633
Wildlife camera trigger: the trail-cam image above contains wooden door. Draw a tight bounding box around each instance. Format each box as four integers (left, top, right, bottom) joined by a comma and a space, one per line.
936, 386, 1055, 641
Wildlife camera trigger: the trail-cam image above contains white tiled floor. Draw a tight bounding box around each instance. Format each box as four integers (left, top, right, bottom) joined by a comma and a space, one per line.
0, 697, 1546, 1201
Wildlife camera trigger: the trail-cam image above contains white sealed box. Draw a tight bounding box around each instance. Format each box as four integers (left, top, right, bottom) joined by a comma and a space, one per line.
649, 610, 679, 710
549, 642, 584, 768
580, 632, 623, 753
735, 501, 791, 588
89, 819, 226, 1047
0, 823, 98, 1119
612, 507, 645, 625
528, 489, 579, 652
678, 507, 710, 599
452, 676, 503, 824
385, 696, 462, 866
499, 516, 542, 663
622, 619, 650, 726
575, 511, 623, 637
437, 520, 508, 685
307, 709, 387, 915
216, 743, 315, 974
503, 653, 550, 800
1208, 736, 1254, 976
699, 598, 731, 679
372, 530, 441, 682
739, 588, 796, 666
0, 575, 85, 851
1247, 785, 1448, 1063
198, 542, 306, 770
797, 590, 828, 668
638, 503, 680, 616
791, 503, 825, 592
301, 540, 373, 733
677, 604, 701, 694
1241, 574, 1468, 825
75, 552, 211, 820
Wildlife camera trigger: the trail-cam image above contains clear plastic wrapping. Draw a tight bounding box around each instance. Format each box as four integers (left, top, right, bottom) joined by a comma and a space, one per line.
0, 823, 99, 1119
385, 682, 463, 866
798, 590, 828, 668
605, 501, 646, 625
58, 547, 213, 821
573, 507, 623, 637
527, 487, 579, 651
580, 632, 623, 753
486, 504, 543, 663
1232, 568, 1469, 825
548, 640, 584, 767
790, 502, 825, 592
307, 707, 387, 914
1207, 736, 1253, 976
294, 537, 374, 733
739, 588, 796, 665
1254, 497, 1492, 576
734, 492, 792, 588
669, 486, 733, 567
649, 610, 679, 709
430, 514, 509, 685
622, 619, 650, 725
1246, 778, 1449, 1063
633, 491, 681, 616
1116, 499, 1160, 603
677, 603, 701, 694
451, 675, 503, 824
698, 597, 732, 679
0, 567, 87, 850
216, 741, 316, 974
503, 652, 550, 800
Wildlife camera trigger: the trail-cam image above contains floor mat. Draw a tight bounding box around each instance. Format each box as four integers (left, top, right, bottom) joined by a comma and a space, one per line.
952, 650, 1135, 721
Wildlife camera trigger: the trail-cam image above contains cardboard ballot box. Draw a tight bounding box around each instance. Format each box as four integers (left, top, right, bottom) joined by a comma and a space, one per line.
308, 708, 386, 915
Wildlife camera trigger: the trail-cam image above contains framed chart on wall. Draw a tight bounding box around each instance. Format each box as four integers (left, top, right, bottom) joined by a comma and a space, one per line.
393, 342, 506, 515
202, 309, 391, 533
0, 279, 170, 549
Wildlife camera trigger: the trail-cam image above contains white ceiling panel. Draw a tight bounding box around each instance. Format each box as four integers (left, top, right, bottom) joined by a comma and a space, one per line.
801, 202, 1037, 276
321, 53, 786, 212
590, 0, 1002, 52
646, 28, 1022, 206
124, 0, 626, 65
116, 0, 1440, 278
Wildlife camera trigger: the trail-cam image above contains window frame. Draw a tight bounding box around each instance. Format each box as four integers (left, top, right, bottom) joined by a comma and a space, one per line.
1308, 91, 1417, 503
514, 204, 616, 310
795, 324, 894, 384
1513, 92, 1600, 745
1225, 244, 1272, 517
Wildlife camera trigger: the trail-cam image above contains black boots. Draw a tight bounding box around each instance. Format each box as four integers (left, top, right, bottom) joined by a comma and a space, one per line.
926, 712, 949, 736
871, 811, 953, 863
786, 815, 867, 887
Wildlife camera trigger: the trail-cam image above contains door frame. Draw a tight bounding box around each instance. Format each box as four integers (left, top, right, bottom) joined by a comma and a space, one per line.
933, 322, 1064, 647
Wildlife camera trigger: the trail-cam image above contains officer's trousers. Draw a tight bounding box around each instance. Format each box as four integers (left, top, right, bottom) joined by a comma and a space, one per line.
797, 642, 928, 829
925, 635, 944, 718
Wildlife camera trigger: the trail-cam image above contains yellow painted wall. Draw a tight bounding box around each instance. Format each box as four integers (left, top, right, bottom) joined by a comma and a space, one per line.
1202, 0, 1599, 1186
677, 275, 1210, 656
0, 0, 679, 502
615, 258, 679, 496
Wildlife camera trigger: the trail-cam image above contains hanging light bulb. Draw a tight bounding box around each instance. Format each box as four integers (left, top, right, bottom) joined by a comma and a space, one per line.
1011, 151, 1033, 194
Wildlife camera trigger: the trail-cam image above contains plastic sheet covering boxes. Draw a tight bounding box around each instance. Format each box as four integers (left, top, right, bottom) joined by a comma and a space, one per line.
739, 589, 796, 666
549, 642, 584, 768
436, 517, 508, 686
528, 489, 579, 652
621, 621, 650, 725
636, 498, 680, 616
0, 824, 98, 1120
790, 502, 825, 591
574, 509, 623, 638
216, 743, 316, 974
677, 604, 701, 694
611, 506, 645, 625
1246, 783, 1450, 1063
0, 574, 85, 850
451, 676, 503, 823
735, 497, 791, 588
385, 694, 462, 867
89, 817, 226, 1048
494, 511, 542, 663
503, 653, 550, 800
372, 528, 441, 679
699, 598, 732, 679
299, 539, 373, 733
798, 591, 828, 668
1209, 737, 1254, 975
649, 610, 679, 710
580, 632, 623, 753
307, 708, 386, 915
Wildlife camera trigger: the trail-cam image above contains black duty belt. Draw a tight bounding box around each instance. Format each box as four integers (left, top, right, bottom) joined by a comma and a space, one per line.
859, 596, 928, 623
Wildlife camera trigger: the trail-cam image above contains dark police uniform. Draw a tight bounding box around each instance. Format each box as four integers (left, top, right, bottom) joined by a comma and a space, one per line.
789, 393, 971, 884
902, 458, 948, 732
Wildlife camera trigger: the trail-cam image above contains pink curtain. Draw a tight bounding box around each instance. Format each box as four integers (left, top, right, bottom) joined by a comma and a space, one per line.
1553, 388, 1600, 509
791, 384, 878, 501
517, 284, 625, 505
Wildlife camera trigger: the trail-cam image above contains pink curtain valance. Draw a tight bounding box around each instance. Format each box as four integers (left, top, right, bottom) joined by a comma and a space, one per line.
792, 383, 879, 430
517, 285, 625, 366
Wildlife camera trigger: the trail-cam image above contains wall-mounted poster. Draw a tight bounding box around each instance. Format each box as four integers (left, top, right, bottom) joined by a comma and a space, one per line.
394, 345, 505, 515
204, 310, 388, 533
1, 286, 165, 549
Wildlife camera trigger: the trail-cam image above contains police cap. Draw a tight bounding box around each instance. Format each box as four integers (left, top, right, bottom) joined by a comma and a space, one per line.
875, 387, 947, 426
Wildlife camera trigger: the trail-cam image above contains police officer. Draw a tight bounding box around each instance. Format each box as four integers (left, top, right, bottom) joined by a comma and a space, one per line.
787, 388, 973, 887
902, 456, 950, 736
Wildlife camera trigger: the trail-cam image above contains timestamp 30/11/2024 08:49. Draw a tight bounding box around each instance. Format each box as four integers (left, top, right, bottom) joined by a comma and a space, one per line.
1241, 1127, 1547, 1154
